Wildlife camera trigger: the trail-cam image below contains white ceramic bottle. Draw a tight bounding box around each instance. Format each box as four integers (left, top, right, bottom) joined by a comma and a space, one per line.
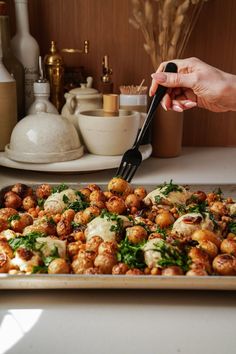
11, 0, 39, 111
0, 32, 17, 151
27, 79, 58, 115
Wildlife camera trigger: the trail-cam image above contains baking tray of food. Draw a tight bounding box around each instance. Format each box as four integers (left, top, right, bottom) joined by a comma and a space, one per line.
1, 180, 236, 290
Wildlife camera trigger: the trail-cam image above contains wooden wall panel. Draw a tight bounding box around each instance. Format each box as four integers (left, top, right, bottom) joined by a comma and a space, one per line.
6, 0, 236, 146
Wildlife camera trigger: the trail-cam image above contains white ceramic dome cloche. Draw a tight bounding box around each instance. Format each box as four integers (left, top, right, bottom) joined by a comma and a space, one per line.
5, 102, 84, 163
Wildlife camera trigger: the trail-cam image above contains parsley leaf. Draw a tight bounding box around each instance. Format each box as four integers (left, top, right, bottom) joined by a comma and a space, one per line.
153, 239, 191, 272
71, 221, 81, 229
52, 183, 69, 194
117, 237, 146, 269
154, 195, 162, 204
42, 246, 60, 266
9, 232, 46, 252
228, 221, 236, 234
37, 198, 45, 209
32, 246, 60, 273
32, 265, 48, 274
62, 194, 69, 204
75, 191, 87, 201
7, 214, 20, 223
187, 201, 207, 215
66, 200, 89, 211
157, 180, 183, 196
100, 210, 124, 234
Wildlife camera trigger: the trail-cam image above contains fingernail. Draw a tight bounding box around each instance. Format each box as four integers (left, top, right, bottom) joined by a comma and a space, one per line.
151, 72, 167, 83
184, 101, 197, 108
173, 105, 183, 112
161, 102, 167, 111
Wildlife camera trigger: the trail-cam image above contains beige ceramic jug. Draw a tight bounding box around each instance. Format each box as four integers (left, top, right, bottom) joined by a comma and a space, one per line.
61, 77, 102, 131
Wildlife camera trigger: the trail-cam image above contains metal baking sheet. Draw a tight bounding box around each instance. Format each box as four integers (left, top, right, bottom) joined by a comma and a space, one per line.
1, 183, 236, 290
1, 274, 236, 290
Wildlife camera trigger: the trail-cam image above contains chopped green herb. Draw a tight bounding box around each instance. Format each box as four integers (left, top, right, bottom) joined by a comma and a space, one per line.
62, 194, 69, 204
66, 200, 89, 212
37, 198, 45, 209
153, 239, 191, 272
176, 204, 187, 215
75, 191, 86, 201
42, 246, 60, 266
157, 180, 183, 196
7, 214, 20, 223
187, 201, 207, 215
213, 187, 223, 199
117, 237, 146, 269
46, 216, 56, 226
32, 265, 48, 274
228, 221, 236, 234
71, 221, 81, 229
9, 232, 46, 252
52, 183, 69, 194
151, 226, 168, 239
154, 195, 162, 204
100, 210, 124, 234
208, 212, 219, 230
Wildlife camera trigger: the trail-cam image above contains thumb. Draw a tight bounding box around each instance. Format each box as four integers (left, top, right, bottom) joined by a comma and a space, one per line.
151, 72, 196, 89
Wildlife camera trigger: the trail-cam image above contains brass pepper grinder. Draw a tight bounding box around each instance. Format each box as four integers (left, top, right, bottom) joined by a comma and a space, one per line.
101, 55, 113, 94
44, 41, 65, 112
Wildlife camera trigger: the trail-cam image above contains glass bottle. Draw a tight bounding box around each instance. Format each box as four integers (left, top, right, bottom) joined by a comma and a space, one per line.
0, 28, 17, 151
11, 0, 40, 111
0, 0, 24, 120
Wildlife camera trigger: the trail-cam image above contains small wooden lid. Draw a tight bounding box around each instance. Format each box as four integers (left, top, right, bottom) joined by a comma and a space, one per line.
103, 94, 119, 115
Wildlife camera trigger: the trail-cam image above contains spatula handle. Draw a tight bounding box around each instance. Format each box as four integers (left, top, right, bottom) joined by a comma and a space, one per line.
134, 62, 178, 149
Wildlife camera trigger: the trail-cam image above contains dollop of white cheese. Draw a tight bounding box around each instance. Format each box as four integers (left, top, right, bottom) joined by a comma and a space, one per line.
85, 216, 131, 242
171, 212, 214, 239
44, 188, 79, 214
10, 252, 41, 273
36, 237, 66, 258
228, 203, 236, 216
144, 185, 191, 206
0, 229, 18, 240
142, 238, 162, 268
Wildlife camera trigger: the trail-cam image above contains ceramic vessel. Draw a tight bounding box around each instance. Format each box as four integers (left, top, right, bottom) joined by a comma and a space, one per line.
78, 109, 140, 155
5, 102, 83, 163
61, 78, 102, 130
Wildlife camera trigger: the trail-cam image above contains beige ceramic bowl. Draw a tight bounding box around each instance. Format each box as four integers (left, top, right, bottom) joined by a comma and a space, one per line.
78, 109, 140, 155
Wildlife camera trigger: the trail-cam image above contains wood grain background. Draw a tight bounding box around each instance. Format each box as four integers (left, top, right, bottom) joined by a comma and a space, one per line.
6, 0, 236, 147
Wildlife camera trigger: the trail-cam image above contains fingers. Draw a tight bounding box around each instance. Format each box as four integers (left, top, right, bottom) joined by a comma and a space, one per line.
171, 99, 197, 112
149, 57, 199, 96
151, 71, 197, 88
160, 95, 197, 112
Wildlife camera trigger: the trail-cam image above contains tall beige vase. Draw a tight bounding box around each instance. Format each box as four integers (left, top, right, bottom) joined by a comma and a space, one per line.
151, 107, 183, 158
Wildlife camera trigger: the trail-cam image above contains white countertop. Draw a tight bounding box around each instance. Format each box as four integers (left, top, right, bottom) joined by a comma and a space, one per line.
0, 147, 236, 354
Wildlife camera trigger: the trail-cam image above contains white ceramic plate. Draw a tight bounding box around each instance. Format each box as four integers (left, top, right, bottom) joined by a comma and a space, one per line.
0, 144, 152, 173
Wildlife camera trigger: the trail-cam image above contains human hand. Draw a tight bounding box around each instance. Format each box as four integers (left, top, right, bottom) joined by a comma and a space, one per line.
149, 57, 236, 113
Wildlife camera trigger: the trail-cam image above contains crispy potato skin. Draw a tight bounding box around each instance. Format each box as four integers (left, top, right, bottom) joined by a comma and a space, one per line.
48, 259, 70, 274
213, 254, 236, 275
126, 226, 148, 244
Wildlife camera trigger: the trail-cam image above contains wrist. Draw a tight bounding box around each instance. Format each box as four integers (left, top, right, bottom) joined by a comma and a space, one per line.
222, 73, 236, 111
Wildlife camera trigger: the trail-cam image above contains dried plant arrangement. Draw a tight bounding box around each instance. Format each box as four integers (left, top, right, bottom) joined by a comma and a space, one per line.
129, 0, 208, 68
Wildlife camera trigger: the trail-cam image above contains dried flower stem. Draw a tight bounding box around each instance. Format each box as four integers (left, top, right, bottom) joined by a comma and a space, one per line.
130, 0, 207, 68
